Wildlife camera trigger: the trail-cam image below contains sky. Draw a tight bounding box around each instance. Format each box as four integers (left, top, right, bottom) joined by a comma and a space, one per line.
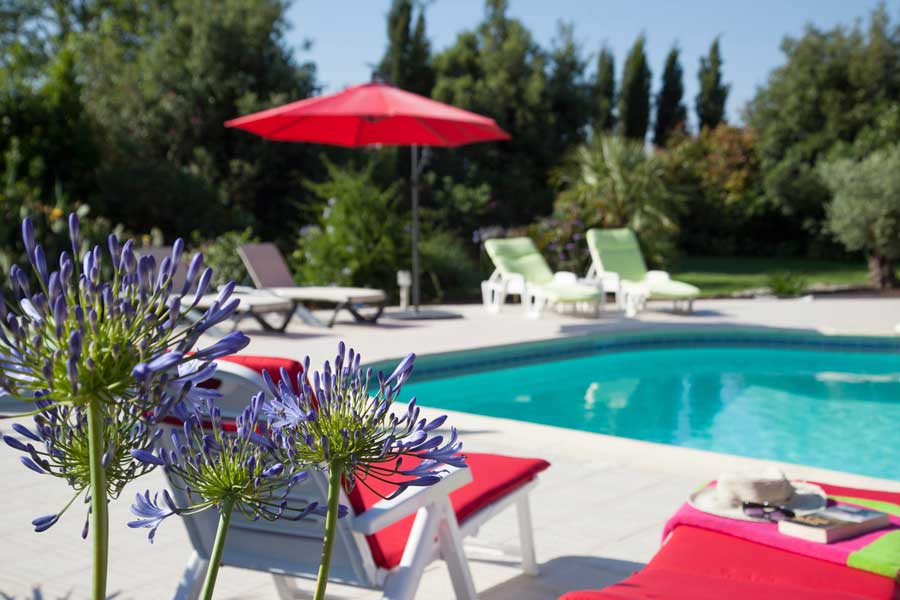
285, 0, 890, 128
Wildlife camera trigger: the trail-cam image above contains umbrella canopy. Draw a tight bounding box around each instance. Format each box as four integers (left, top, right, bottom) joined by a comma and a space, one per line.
225, 82, 510, 317
224, 82, 509, 147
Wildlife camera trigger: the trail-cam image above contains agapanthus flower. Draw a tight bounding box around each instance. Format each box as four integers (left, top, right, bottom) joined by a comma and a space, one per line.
264, 342, 466, 499
2, 398, 160, 537
0, 213, 249, 545
0, 215, 249, 409
261, 342, 465, 600
129, 394, 336, 543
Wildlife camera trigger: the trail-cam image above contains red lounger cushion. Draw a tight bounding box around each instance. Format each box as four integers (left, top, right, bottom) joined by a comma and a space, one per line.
215, 357, 550, 571
218, 355, 305, 392
348, 453, 550, 570
559, 483, 900, 600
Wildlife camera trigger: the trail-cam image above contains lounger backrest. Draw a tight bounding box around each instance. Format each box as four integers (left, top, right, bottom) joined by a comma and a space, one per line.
483, 237, 554, 285
160, 360, 378, 587
586, 228, 648, 282
159, 432, 377, 586
238, 243, 296, 288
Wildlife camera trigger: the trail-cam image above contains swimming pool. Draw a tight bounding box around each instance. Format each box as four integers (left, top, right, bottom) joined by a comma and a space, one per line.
394, 331, 900, 480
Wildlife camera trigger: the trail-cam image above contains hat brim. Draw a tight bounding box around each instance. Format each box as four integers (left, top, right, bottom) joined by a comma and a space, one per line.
688, 481, 828, 522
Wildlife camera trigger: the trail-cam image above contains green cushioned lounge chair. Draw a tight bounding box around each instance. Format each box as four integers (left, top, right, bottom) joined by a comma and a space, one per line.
482, 237, 603, 318
585, 228, 699, 313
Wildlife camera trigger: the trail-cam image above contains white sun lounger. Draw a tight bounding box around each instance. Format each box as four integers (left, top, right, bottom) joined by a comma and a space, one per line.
162, 358, 547, 600
238, 243, 387, 327
139, 247, 296, 332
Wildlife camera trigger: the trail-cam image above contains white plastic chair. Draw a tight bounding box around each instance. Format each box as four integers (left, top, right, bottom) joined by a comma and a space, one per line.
163, 359, 543, 600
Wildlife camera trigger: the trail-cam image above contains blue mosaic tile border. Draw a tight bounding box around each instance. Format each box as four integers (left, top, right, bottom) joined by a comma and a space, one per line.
364, 329, 900, 382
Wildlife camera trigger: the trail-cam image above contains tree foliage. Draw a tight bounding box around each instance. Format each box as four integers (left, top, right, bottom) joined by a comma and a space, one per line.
653, 46, 687, 147
696, 38, 729, 130
820, 144, 900, 288
376, 0, 434, 96
592, 45, 616, 132
293, 159, 405, 290
618, 35, 651, 141
747, 7, 900, 255
660, 125, 789, 256
431, 0, 580, 223
550, 135, 677, 267
2, 0, 320, 244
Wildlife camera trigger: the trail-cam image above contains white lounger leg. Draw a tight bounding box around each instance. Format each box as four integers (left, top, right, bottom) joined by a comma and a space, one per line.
436, 498, 478, 600
382, 504, 443, 600
524, 290, 547, 319
516, 494, 538, 575
173, 551, 209, 600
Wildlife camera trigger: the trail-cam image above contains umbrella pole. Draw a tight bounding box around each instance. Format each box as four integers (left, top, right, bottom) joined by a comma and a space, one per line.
411, 144, 421, 312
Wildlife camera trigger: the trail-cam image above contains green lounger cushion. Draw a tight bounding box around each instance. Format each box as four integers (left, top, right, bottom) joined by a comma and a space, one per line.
587, 228, 699, 300
586, 228, 648, 282
645, 279, 700, 299
540, 281, 603, 302
484, 237, 554, 285
484, 237, 600, 302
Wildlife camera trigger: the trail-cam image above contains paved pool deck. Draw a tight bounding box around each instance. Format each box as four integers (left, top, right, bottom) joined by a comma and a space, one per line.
2, 295, 900, 599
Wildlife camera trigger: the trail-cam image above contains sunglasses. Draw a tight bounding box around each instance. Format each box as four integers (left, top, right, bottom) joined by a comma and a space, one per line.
742, 501, 796, 521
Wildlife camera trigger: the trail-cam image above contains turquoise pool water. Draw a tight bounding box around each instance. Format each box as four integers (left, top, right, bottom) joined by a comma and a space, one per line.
403, 346, 900, 480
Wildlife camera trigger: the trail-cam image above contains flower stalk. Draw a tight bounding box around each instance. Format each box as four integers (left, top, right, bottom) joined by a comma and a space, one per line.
265, 343, 467, 600
200, 497, 234, 600
0, 212, 249, 598
86, 396, 109, 600
313, 466, 343, 600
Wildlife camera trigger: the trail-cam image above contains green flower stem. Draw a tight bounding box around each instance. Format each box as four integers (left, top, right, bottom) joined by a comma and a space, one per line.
86, 397, 109, 600
313, 467, 343, 600
200, 497, 235, 600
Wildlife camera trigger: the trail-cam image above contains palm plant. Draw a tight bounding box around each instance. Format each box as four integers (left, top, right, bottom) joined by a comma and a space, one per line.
550, 135, 677, 266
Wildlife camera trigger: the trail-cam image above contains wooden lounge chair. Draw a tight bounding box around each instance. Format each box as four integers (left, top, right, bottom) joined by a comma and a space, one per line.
482, 237, 603, 318
165, 355, 550, 600
559, 482, 900, 600
238, 243, 387, 327
139, 247, 296, 332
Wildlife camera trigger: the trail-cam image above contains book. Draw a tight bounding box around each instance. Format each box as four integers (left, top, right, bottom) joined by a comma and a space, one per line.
777, 504, 891, 543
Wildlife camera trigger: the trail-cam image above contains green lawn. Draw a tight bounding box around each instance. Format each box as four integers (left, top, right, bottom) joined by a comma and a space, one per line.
671, 257, 876, 297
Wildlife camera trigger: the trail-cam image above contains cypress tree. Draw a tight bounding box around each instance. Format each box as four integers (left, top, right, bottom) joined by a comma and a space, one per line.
696, 38, 729, 130
593, 45, 616, 131
376, 0, 434, 96
653, 45, 687, 146
618, 35, 651, 141
408, 11, 434, 96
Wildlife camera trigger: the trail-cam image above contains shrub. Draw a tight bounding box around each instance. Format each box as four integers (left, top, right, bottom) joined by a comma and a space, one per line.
419, 229, 481, 301
544, 135, 677, 270
190, 227, 259, 288
660, 125, 792, 257
292, 159, 405, 293
767, 271, 807, 297
819, 144, 900, 288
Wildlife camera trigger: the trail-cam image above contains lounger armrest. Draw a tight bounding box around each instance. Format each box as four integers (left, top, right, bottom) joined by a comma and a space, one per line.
551, 271, 577, 284
232, 285, 281, 297
233, 285, 261, 294
350, 467, 473, 535
645, 270, 671, 283
500, 272, 526, 295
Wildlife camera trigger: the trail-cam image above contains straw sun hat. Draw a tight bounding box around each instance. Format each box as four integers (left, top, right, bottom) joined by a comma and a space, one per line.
689, 467, 827, 522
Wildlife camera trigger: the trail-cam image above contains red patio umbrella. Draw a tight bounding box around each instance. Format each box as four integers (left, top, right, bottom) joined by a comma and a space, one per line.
225, 82, 510, 316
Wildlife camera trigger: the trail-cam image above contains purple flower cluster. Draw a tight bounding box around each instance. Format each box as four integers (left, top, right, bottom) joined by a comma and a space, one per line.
264, 342, 466, 499
0, 213, 250, 533
1, 214, 248, 408
129, 395, 335, 542
2, 397, 161, 536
